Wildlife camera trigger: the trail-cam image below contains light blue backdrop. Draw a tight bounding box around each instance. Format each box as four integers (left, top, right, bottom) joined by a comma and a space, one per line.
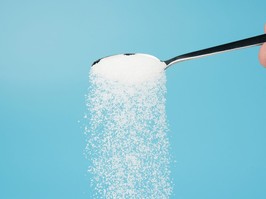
1, 1, 266, 198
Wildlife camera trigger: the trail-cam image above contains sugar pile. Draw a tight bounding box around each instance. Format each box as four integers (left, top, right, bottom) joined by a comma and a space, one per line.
85, 54, 172, 198
91, 54, 166, 84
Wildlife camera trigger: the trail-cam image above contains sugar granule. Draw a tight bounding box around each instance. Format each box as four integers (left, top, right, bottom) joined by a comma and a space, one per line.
85, 54, 172, 198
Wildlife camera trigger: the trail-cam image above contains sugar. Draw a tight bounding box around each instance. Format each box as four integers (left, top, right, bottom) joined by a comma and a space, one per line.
91, 54, 166, 84
85, 54, 172, 198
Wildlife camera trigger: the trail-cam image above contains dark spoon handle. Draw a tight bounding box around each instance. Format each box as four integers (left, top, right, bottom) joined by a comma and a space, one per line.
164, 34, 266, 68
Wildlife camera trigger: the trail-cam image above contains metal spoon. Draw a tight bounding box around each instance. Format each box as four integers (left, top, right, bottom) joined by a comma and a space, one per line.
92, 34, 266, 70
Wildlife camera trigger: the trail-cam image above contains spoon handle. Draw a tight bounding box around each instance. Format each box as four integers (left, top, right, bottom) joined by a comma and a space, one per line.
165, 34, 266, 67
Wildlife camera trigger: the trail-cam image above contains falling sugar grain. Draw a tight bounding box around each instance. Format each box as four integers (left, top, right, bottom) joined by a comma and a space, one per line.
85, 54, 172, 198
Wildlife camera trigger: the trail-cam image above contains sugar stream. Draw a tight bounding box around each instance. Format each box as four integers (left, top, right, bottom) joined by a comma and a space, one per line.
85, 54, 172, 198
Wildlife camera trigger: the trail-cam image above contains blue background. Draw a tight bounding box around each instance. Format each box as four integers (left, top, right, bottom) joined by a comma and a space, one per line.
1, 1, 266, 198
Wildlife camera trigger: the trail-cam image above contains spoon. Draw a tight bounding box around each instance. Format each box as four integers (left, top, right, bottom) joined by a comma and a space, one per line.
92, 34, 266, 70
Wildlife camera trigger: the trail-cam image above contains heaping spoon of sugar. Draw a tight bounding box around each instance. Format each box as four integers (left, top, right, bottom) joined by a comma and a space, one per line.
92, 34, 266, 72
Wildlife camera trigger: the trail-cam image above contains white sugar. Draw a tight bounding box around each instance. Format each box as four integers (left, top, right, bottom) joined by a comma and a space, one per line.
91, 54, 166, 84
85, 54, 172, 198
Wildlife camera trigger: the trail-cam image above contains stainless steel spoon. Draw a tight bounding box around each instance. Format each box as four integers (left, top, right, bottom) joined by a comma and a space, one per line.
92, 34, 266, 70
